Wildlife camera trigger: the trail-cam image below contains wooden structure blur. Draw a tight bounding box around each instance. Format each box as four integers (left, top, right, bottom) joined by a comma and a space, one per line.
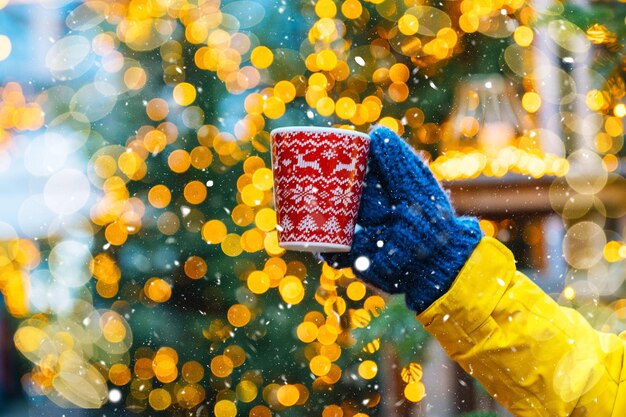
446, 171, 626, 217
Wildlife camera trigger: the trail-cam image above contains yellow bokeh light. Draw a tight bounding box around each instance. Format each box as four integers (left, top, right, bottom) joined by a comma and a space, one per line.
263, 97, 285, 120
310, 355, 331, 376
251, 46, 274, 69
227, 304, 251, 327
173, 82, 197, 106
144, 277, 172, 303
358, 360, 377, 379
514, 26, 534, 47
316, 97, 335, 117
146, 98, 169, 121
277, 384, 299, 406
585, 89, 607, 111
346, 281, 366, 301
335, 97, 356, 119
563, 286, 576, 301
279, 275, 304, 303
316, 49, 338, 71
0, 35, 11, 62
211, 355, 234, 378
168, 149, 191, 173
14, 326, 46, 353
401, 362, 423, 383
182, 360, 205, 383
398, 14, 419, 36
274, 80, 296, 103
603, 241, 624, 262
190, 146, 213, 169
184, 256, 207, 280
144, 129, 168, 153
297, 321, 318, 343
315, 0, 337, 18
255, 208, 276, 232
404, 381, 426, 402
252, 167, 273, 191
124, 67, 147, 90
613, 103, 626, 118
102, 316, 126, 343
221, 233, 243, 257
201, 220, 227, 244
247, 270, 271, 294
341, 0, 362, 19
241, 183, 265, 206
214, 400, 237, 417
149, 388, 172, 411
522, 92, 542, 114
109, 364, 131, 386
237, 380, 258, 403
184, 180, 207, 204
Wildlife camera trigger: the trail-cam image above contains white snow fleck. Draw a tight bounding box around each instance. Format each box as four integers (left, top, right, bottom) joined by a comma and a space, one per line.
497, 278, 505, 286
443, 314, 449, 322
354, 256, 370, 272
355, 56, 366, 66
109, 389, 122, 403
376, 240, 384, 248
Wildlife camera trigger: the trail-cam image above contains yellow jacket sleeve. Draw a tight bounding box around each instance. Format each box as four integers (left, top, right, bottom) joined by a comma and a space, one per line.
417, 237, 626, 417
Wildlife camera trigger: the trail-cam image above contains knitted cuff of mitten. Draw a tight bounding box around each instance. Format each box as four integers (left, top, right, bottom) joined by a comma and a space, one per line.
404, 216, 483, 313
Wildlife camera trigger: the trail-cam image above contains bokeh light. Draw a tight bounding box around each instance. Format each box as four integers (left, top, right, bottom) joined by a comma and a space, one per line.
0, 0, 625, 415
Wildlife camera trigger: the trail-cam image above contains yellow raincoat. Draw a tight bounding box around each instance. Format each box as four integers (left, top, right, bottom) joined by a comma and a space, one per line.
417, 237, 625, 417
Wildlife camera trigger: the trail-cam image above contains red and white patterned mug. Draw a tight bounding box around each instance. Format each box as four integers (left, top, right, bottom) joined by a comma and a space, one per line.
270, 126, 370, 252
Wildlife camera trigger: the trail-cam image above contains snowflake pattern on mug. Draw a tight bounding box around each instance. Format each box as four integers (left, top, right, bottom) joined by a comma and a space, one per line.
330, 188, 353, 207
292, 184, 317, 205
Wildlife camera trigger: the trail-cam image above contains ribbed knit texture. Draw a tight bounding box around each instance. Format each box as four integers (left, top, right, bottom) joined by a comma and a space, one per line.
322, 127, 483, 313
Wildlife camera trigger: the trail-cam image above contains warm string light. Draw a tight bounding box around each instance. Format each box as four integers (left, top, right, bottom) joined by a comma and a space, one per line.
431, 147, 570, 180
0, 238, 38, 316
0, 82, 45, 170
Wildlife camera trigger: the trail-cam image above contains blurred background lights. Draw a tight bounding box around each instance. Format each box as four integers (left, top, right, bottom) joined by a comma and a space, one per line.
0, 34, 11, 62
0, 0, 624, 415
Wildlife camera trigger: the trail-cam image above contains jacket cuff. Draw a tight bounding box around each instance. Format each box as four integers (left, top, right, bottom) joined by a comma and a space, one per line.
416, 237, 516, 338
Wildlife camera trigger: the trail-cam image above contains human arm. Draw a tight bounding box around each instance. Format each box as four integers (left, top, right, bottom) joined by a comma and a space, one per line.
323, 127, 626, 417
418, 236, 625, 416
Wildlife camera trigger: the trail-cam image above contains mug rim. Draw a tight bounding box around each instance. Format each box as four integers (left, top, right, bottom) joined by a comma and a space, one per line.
270, 126, 370, 140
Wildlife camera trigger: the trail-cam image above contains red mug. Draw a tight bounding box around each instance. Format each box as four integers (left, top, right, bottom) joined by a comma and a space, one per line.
270, 127, 370, 252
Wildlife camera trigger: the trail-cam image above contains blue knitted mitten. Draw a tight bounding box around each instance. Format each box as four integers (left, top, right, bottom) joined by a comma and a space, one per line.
322, 127, 483, 313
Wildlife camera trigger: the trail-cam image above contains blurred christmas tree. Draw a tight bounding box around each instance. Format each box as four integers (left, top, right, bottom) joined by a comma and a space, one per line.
1, 0, 625, 416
